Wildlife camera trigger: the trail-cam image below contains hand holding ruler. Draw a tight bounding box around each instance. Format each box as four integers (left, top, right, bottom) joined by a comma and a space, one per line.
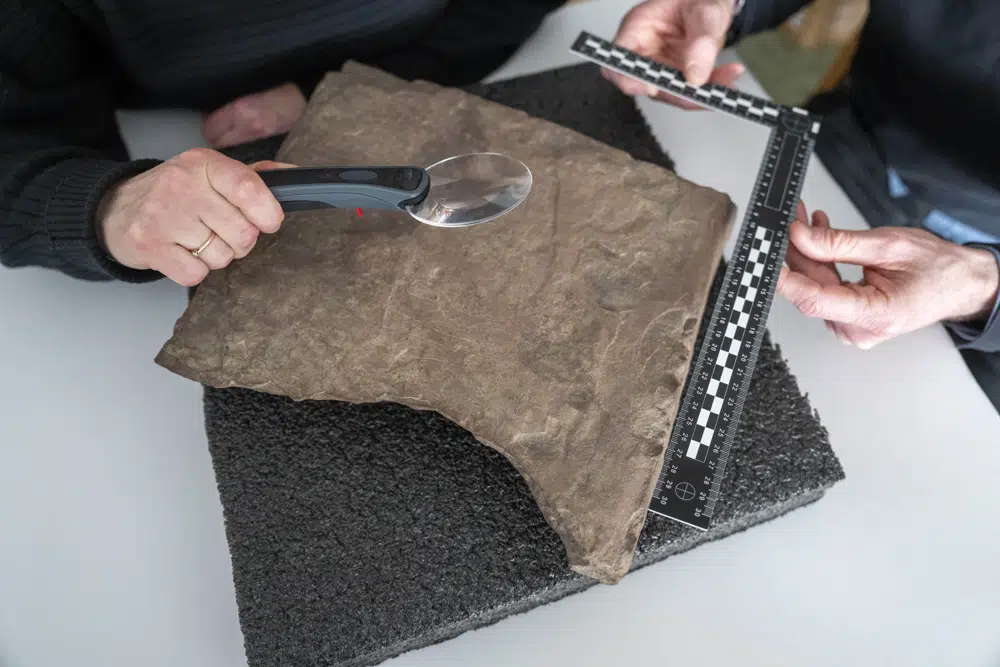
570, 32, 823, 531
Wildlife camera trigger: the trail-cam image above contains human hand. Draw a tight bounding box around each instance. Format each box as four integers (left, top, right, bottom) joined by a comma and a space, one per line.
603, 0, 745, 109
202, 82, 307, 149
776, 201, 1000, 349
96, 148, 295, 286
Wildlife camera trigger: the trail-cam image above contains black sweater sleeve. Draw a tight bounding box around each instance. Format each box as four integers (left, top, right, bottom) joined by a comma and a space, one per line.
0, 0, 163, 282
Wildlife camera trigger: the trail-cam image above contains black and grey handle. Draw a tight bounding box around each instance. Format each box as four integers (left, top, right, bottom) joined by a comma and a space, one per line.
258, 166, 430, 213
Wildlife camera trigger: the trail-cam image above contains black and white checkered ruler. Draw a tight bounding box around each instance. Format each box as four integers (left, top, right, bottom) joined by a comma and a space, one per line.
570, 31, 822, 530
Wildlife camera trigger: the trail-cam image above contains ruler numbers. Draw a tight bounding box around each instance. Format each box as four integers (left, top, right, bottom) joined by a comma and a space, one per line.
570, 32, 821, 530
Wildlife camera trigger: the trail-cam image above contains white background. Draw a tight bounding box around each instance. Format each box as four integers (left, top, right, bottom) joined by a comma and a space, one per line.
2, 1, 999, 666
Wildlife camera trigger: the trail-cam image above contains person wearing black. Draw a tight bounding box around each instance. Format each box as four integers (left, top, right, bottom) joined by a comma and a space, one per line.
0, 0, 561, 286
5, 0, 999, 414
605, 0, 1000, 414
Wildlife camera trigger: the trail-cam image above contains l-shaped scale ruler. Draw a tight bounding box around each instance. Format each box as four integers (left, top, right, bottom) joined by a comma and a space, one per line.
570, 32, 822, 531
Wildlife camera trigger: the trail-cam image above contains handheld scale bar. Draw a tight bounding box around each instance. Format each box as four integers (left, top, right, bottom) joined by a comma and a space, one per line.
570, 32, 822, 530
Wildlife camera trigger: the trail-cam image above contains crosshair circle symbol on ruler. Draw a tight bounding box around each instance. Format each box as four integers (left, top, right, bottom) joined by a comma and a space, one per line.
674, 482, 696, 502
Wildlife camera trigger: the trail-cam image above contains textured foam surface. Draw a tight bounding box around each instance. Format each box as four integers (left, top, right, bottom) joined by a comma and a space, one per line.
207, 63, 844, 667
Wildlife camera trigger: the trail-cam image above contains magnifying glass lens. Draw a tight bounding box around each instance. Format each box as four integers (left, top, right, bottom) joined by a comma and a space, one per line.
406, 153, 532, 227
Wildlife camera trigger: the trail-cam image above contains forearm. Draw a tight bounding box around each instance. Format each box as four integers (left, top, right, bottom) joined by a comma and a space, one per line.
726, 0, 814, 45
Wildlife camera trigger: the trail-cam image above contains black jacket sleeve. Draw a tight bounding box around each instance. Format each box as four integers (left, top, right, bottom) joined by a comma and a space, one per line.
726, 0, 814, 45
945, 244, 1000, 353
0, 0, 163, 282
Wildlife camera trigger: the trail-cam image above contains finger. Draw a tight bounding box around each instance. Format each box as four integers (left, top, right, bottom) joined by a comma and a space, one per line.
680, 0, 732, 86
210, 98, 275, 148
644, 63, 743, 108
232, 99, 270, 135
825, 319, 869, 347
606, 1, 687, 97
785, 204, 824, 285
152, 244, 211, 287
649, 62, 746, 108
196, 190, 262, 259
786, 239, 842, 286
715, 61, 746, 84
609, 58, 743, 108
202, 106, 237, 146
612, 0, 674, 54
790, 219, 893, 266
204, 154, 285, 234
795, 199, 807, 223
602, 67, 659, 97
795, 204, 842, 278
163, 181, 257, 261
824, 319, 847, 342
155, 199, 243, 268
787, 219, 843, 286
811, 209, 831, 229
211, 127, 251, 149
187, 228, 236, 269
828, 320, 881, 350
776, 265, 876, 324
250, 160, 297, 171
604, 0, 741, 103
212, 124, 271, 149
808, 208, 844, 272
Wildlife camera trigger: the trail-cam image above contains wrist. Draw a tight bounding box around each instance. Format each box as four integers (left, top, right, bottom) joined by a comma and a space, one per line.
94, 179, 130, 258
94, 186, 116, 254
92, 174, 144, 268
952, 246, 1000, 323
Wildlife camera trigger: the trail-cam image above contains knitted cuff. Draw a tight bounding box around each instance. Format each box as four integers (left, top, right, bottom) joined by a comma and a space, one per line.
42, 156, 164, 283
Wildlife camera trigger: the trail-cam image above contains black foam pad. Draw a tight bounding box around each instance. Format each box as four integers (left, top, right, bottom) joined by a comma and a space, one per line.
210, 63, 844, 667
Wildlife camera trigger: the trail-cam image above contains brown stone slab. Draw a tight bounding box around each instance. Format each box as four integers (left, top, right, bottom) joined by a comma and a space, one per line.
155, 62, 736, 583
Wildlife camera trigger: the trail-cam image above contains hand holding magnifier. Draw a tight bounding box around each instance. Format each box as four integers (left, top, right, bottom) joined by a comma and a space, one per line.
257, 152, 532, 227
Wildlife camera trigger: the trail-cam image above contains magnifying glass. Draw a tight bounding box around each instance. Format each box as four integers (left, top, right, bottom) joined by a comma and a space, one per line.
258, 152, 532, 228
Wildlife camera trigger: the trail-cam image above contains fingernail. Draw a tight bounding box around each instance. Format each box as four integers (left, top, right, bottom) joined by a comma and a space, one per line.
646, 84, 659, 97
686, 62, 707, 85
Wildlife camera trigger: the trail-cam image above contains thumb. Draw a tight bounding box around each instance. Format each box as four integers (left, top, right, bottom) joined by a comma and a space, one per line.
681, 0, 732, 86
249, 160, 297, 171
790, 218, 890, 267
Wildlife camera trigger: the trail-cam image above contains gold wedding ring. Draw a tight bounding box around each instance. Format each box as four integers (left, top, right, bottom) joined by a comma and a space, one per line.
191, 232, 215, 258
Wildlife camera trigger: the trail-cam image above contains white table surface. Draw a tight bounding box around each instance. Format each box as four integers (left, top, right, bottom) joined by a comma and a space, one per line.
3, 2, 999, 666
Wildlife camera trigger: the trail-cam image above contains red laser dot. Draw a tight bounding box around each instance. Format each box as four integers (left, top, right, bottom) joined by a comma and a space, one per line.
356, 208, 363, 217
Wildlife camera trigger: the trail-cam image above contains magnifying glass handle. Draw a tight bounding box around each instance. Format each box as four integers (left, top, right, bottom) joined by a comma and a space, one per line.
257, 166, 430, 213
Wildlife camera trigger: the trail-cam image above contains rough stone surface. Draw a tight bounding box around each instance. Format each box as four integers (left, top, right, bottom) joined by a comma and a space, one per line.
191, 63, 844, 667
156, 62, 738, 583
